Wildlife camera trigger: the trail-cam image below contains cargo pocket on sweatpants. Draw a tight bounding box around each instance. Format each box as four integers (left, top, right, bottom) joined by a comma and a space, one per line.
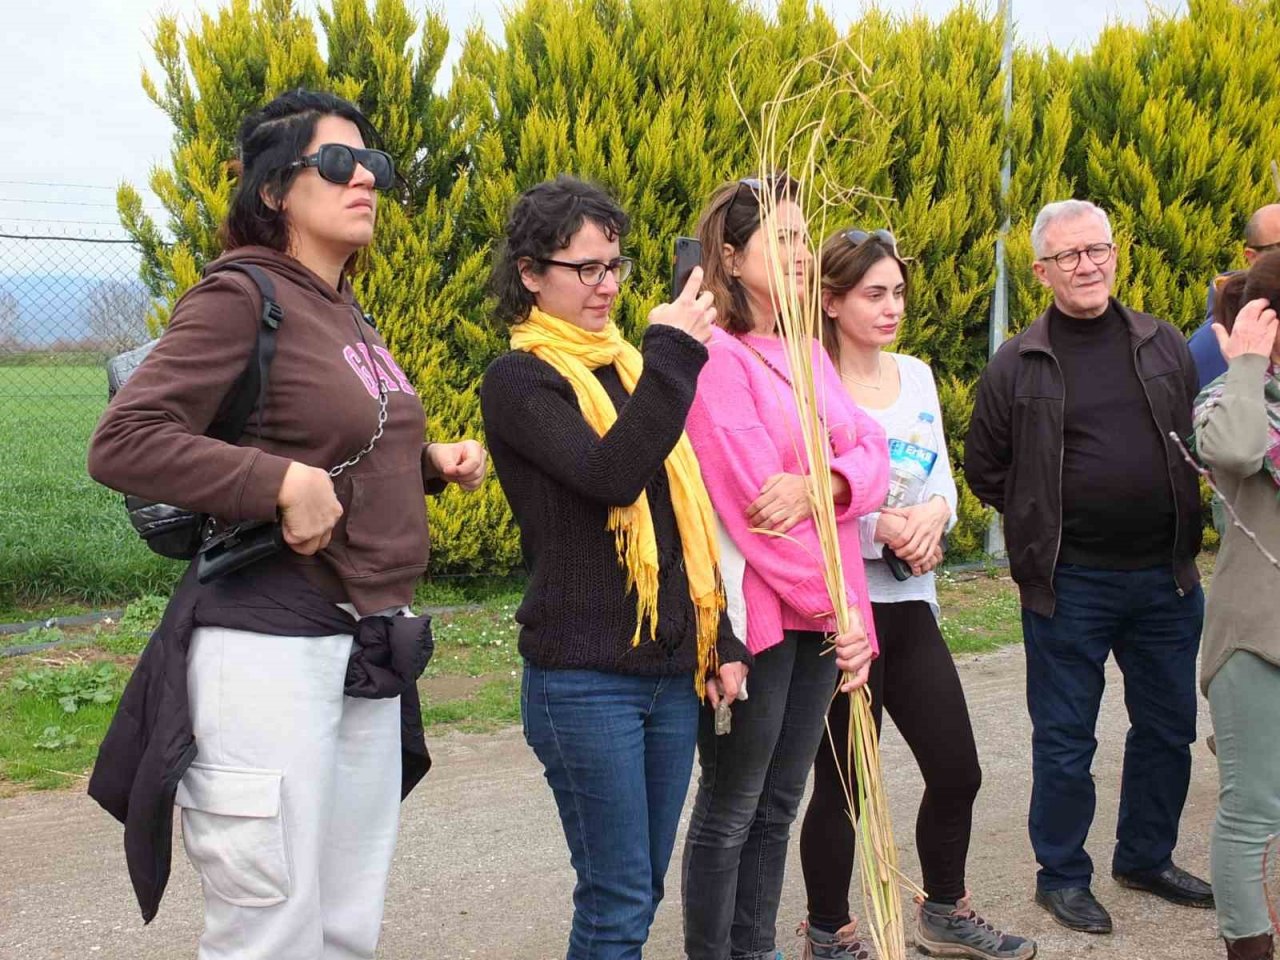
176, 762, 291, 906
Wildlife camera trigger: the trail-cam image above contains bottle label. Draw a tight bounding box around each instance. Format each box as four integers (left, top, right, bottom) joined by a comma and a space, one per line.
888, 438, 937, 476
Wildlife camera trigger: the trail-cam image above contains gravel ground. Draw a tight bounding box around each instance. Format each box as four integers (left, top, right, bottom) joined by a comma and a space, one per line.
0, 643, 1224, 960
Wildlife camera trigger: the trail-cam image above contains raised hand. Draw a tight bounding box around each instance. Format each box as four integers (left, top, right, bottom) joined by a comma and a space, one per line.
647, 266, 717, 343
1213, 297, 1279, 361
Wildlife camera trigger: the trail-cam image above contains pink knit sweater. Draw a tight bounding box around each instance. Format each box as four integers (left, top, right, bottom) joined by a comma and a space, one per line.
686, 326, 890, 656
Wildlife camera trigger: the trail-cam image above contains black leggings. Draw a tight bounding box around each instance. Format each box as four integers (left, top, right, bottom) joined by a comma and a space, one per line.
799, 600, 983, 929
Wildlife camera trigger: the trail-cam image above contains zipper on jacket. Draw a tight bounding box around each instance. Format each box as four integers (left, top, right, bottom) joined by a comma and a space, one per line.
1132, 332, 1186, 596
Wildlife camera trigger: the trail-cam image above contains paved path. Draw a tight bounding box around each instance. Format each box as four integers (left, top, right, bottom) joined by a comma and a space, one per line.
0, 644, 1224, 959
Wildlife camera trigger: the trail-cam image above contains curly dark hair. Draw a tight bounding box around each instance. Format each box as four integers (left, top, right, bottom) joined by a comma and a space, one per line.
490, 175, 630, 326
219, 89, 385, 254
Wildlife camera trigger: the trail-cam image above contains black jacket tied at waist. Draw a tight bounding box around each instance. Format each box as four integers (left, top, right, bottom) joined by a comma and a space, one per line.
87, 562, 433, 923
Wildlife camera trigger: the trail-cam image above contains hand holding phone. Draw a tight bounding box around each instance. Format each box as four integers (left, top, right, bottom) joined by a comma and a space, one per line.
670, 236, 702, 302
649, 238, 716, 343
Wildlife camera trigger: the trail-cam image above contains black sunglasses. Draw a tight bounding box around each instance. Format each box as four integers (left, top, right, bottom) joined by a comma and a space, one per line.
288, 144, 395, 191
724, 176, 769, 227
844, 228, 900, 257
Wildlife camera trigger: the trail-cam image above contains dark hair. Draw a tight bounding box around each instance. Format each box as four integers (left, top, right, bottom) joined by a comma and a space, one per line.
695, 174, 801, 334
1216, 249, 1280, 332
819, 230, 910, 366
490, 175, 630, 325
219, 89, 384, 254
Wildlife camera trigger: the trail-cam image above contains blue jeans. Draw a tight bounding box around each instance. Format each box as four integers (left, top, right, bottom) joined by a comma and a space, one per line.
682, 631, 837, 960
522, 665, 699, 960
1022, 563, 1204, 892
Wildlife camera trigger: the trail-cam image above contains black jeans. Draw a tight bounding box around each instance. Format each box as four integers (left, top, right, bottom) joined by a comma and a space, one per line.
800, 600, 982, 930
681, 630, 836, 960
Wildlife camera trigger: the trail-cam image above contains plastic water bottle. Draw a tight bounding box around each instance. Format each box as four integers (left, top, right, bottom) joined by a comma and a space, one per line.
885, 412, 939, 509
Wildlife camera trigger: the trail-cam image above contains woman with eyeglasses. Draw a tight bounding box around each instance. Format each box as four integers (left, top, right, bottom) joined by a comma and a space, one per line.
479, 174, 752, 960
678, 176, 888, 960
792, 228, 1034, 960
87, 90, 486, 958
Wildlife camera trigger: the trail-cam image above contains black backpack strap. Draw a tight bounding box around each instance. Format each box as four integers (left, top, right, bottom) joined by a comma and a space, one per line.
206, 262, 284, 442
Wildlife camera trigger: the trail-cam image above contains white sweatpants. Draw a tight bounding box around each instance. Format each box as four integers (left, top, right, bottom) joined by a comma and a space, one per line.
177, 613, 402, 960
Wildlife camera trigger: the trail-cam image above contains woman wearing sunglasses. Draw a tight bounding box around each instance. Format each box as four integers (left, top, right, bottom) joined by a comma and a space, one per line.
678, 176, 887, 960
479, 174, 752, 960
88, 89, 486, 959
794, 228, 1034, 960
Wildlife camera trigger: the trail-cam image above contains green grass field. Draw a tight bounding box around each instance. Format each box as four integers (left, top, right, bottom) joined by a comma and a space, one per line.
0, 363, 178, 615
0, 571, 1028, 795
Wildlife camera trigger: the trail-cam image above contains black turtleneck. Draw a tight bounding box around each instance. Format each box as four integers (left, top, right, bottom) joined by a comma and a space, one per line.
1049, 301, 1176, 569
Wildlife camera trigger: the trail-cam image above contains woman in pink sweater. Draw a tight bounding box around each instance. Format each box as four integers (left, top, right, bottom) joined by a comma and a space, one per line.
680, 175, 890, 960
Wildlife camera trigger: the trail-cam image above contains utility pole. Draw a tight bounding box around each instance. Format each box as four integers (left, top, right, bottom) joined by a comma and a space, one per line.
985, 0, 1013, 559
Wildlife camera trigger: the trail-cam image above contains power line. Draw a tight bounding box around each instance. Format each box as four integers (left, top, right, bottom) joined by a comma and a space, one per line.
0, 197, 137, 209
0, 232, 140, 245
0, 216, 134, 227
0, 179, 159, 194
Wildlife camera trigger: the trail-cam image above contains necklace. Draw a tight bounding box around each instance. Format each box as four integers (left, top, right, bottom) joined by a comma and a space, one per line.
840, 356, 884, 389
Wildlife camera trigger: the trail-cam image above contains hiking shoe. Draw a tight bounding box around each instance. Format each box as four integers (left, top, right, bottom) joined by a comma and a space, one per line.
916, 893, 1037, 959
798, 918, 874, 959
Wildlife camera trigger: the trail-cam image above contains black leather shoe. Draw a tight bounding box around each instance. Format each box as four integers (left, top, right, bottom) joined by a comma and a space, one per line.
1034, 886, 1113, 934
1113, 863, 1215, 908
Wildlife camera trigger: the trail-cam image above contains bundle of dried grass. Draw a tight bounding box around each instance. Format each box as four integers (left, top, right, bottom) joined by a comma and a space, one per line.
730, 38, 910, 960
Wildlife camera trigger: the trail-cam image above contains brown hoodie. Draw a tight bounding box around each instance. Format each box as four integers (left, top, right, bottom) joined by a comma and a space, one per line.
88, 246, 436, 614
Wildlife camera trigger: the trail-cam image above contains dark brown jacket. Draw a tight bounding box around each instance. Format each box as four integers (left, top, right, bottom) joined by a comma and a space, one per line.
87, 247, 438, 614
964, 298, 1202, 616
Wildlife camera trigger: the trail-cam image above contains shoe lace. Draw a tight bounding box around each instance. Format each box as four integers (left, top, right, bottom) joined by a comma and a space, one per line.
797, 919, 872, 960
915, 890, 1000, 936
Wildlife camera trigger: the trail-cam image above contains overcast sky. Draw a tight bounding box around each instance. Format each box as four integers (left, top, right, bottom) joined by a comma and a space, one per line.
2, 0, 1186, 238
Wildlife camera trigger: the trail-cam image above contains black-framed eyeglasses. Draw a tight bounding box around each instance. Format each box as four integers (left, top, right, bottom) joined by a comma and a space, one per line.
536, 257, 634, 286
1248, 240, 1280, 255
1038, 242, 1114, 271
288, 144, 395, 191
844, 228, 900, 257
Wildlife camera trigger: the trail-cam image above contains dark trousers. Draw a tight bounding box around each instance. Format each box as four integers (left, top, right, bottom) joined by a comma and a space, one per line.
1021, 563, 1203, 892
681, 630, 836, 960
800, 600, 982, 930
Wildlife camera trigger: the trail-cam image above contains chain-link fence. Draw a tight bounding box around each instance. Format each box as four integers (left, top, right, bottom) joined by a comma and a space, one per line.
0, 227, 178, 604
0, 227, 149, 392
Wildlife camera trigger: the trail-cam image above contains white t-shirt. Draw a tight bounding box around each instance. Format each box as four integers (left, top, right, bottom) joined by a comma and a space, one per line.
856, 353, 958, 616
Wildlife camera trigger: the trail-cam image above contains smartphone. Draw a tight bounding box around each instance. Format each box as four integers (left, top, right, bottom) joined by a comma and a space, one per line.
671, 236, 703, 301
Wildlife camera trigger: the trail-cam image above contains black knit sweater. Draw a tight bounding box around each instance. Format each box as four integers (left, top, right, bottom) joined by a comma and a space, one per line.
480, 324, 750, 676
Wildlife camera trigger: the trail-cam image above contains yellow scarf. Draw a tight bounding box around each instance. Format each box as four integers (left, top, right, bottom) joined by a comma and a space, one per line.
510, 307, 723, 697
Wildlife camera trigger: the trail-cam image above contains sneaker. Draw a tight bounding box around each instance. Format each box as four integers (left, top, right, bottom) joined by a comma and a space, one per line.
915, 893, 1037, 959
798, 918, 874, 960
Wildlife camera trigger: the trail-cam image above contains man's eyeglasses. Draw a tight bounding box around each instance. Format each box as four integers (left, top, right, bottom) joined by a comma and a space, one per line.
844, 228, 900, 257
1038, 242, 1114, 271
536, 257, 634, 286
1247, 240, 1280, 255
288, 144, 396, 191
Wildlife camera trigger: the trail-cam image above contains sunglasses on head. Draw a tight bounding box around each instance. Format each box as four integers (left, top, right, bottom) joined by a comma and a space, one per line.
844, 228, 899, 255
724, 175, 781, 226
288, 143, 395, 191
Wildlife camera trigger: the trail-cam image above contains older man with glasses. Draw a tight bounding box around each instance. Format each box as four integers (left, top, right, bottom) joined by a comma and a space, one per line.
1188, 203, 1280, 388
965, 199, 1212, 937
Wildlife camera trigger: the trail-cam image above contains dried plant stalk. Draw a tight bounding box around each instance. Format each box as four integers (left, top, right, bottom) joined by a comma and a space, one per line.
732, 39, 909, 959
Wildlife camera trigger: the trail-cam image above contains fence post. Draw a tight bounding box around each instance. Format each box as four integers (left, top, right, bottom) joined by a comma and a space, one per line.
985, 0, 1013, 560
